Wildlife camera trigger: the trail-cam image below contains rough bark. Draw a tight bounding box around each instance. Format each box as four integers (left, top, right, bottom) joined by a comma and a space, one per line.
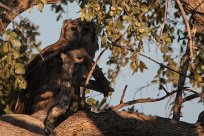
0, 114, 45, 136
0, 0, 204, 33
172, 48, 190, 121
0, 1, 204, 136
181, 0, 204, 24
0, 110, 204, 136
0, 0, 70, 33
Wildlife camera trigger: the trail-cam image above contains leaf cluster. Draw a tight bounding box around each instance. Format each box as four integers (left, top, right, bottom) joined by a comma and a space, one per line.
0, 18, 40, 114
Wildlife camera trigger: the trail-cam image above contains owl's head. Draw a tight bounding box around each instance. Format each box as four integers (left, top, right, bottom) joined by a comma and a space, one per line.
60, 18, 99, 58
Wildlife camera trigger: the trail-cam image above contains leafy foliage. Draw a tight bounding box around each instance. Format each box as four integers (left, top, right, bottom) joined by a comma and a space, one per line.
80, 0, 174, 82
0, 19, 40, 114
0, 0, 204, 115
79, 0, 204, 111
80, 0, 203, 87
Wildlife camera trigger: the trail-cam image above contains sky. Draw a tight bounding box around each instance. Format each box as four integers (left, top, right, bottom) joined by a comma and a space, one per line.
15, 1, 204, 123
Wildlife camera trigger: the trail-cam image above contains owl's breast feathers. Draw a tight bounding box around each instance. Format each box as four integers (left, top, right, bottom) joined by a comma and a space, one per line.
14, 18, 112, 115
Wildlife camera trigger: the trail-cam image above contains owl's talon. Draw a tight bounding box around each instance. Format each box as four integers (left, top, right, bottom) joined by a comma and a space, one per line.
44, 120, 55, 136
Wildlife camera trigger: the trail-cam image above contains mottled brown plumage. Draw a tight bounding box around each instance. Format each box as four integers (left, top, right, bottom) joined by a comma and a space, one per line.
14, 18, 112, 120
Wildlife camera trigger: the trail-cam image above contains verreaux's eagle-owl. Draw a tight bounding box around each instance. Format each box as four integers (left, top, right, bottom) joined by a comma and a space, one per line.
14, 18, 112, 119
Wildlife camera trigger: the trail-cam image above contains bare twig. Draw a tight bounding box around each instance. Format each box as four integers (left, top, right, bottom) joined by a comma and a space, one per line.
120, 85, 128, 104
0, 0, 70, 32
0, 2, 11, 11
0, 1, 69, 61
175, 0, 193, 59
160, 85, 169, 94
184, 88, 198, 94
6, 15, 44, 61
112, 44, 203, 83
172, 48, 190, 121
182, 92, 204, 103
113, 90, 177, 111
160, 0, 168, 35
82, 49, 107, 105
133, 83, 153, 100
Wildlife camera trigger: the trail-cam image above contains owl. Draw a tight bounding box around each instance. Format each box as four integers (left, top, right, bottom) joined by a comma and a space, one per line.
14, 18, 112, 117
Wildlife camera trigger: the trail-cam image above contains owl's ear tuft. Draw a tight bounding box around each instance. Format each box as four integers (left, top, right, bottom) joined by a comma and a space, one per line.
61, 19, 72, 38
63, 19, 72, 24
60, 53, 67, 62
91, 23, 99, 52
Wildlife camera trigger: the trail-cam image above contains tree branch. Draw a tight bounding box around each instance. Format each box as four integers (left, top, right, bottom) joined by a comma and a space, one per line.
113, 90, 177, 111
160, 0, 168, 35
172, 48, 190, 121
0, 0, 73, 33
175, 0, 193, 59
82, 49, 106, 105
113, 44, 202, 83
0, 2, 12, 11
1, 111, 204, 136
181, 0, 204, 24
120, 85, 128, 104
183, 92, 204, 103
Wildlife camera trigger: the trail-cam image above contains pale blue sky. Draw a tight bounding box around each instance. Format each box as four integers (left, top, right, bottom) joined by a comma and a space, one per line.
14, 1, 203, 123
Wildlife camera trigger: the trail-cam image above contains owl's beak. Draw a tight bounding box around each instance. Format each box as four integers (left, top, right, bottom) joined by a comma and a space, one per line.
77, 29, 82, 42
68, 48, 89, 63
78, 33, 82, 42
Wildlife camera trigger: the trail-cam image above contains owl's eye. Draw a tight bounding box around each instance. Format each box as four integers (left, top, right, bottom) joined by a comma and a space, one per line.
83, 26, 90, 32
71, 26, 77, 31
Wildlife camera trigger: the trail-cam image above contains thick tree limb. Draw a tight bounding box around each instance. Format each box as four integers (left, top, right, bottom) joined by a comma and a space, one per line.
175, 0, 193, 59
160, 0, 168, 35
82, 49, 107, 104
0, 114, 45, 136
0, 111, 204, 136
120, 85, 128, 104
181, 0, 204, 24
0, 0, 73, 33
183, 92, 204, 103
172, 48, 190, 121
113, 44, 203, 83
113, 90, 177, 111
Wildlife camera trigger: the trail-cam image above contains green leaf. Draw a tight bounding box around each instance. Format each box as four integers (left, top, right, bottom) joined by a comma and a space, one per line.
38, 2, 44, 12
41, 0, 48, 4
3, 42, 9, 53
201, 65, 204, 70
116, 20, 125, 30
3, 34, 10, 41
9, 31, 17, 38
11, 39, 21, 47
109, 11, 115, 16
122, 3, 130, 12
123, 15, 132, 22
85, 89, 90, 94
141, 5, 148, 13
15, 75, 27, 89
111, 6, 116, 11
11, 49, 21, 59
86, 98, 97, 106
160, 33, 169, 40
15, 63, 25, 74
140, 61, 148, 69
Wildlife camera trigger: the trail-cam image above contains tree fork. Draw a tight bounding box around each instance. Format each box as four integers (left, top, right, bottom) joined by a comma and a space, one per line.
0, 111, 204, 136
172, 48, 190, 121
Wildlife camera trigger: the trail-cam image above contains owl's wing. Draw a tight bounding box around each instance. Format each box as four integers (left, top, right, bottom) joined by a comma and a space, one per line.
15, 44, 64, 114
83, 57, 114, 96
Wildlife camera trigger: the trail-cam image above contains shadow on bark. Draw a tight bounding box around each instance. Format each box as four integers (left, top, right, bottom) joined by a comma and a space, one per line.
0, 114, 45, 135
54, 109, 203, 136
0, 110, 203, 136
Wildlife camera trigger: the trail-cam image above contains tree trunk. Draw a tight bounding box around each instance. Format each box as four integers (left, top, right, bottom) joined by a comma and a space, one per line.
0, 110, 204, 136
0, 0, 204, 33
0, 1, 204, 136
0, 0, 66, 33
